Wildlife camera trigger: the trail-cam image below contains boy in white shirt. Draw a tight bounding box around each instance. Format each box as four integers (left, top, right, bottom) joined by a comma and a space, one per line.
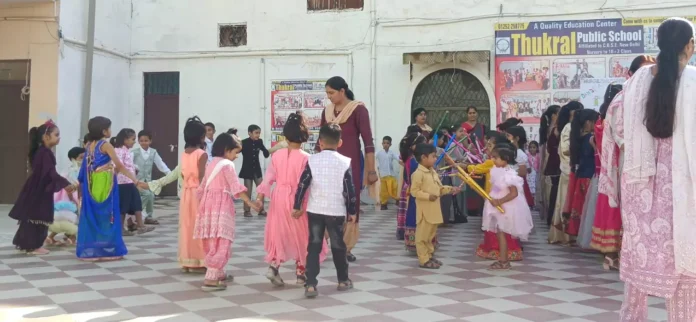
376, 136, 400, 210
131, 130, 171, 225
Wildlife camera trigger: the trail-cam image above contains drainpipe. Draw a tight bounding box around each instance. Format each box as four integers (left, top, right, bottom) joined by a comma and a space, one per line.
81, 0, 96, 135
369, 0, 377, 137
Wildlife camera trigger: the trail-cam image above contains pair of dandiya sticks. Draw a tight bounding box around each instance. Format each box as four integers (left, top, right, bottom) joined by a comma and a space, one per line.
441, 154, 505, 213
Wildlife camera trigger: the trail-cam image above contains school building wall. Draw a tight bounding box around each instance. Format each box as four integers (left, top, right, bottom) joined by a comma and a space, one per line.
44, 0, 696, 173
0, 1, 60, 127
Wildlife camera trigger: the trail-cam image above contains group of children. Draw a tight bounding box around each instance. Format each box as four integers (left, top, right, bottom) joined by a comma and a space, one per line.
377, 117, 536, 270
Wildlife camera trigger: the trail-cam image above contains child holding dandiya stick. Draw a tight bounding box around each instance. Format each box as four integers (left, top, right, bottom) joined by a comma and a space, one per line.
467, 132, 525, 261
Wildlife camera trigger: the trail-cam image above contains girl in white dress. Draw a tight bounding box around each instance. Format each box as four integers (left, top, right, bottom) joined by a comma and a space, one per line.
482, 143, 534, 271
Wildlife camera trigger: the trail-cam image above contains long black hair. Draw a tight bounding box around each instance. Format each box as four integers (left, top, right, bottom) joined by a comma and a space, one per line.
496, 118, 523, 132
557, 101, 584, 133
110, 129, 136, 148
645, 18, 694, 138
629, 54, 655, 76
569, 109, 599, 171
325, 76, 355, 100
506, 126, 528, 151
599, 84, 623, 120
184, 116, 206, 149
28, 121, 57, 164
399, 132, 426, 162
539, 105, 560, 145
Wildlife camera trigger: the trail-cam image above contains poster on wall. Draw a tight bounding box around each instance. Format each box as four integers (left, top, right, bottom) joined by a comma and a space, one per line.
270, 80, 328, 153
494, 16, 696, 140
579, 78, 625, 111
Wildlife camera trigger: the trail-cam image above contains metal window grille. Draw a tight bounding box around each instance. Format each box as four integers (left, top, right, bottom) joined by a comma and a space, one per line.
307, 0, 363, 11
411, 69, 491, 129
219, 24, 247, 47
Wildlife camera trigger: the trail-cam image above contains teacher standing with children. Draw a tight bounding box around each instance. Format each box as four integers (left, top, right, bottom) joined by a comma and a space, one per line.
316, 76, 378, 263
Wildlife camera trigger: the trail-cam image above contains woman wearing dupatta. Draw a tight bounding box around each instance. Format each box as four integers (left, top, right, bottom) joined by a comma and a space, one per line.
615, 18, 696, 321
591, 56, 654, 270
461, 107, 487, 216
318, 77, 378, 263
77, 117, 139, 261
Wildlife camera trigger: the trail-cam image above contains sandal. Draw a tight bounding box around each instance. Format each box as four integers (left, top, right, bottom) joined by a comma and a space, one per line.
144, 218, 160, 225
244, 212, 253, 218
27, 248, 50, 255
223, 274, 234, 282
127, 223, 137, 232
136, 226, 155, 234
201, 280, 227, 292
305, 285, 318, 298
337, 280, 353, 291
122, 230, 135, 237
265, 266, 285, 287
258, 211, 267, 217
488, 261, 512, 271
603, 256, 620, 271
296, 275, 306, 285
346, 253, 357, 262
419, 259, 440, 269
431, 258, 443, 266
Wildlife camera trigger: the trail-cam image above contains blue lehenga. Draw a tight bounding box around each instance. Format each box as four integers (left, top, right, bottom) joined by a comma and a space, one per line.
76, 140, 128, 260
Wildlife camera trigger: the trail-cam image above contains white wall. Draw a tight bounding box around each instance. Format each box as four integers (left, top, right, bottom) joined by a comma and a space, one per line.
56, 0, 132, 168
54, 0, 696, 168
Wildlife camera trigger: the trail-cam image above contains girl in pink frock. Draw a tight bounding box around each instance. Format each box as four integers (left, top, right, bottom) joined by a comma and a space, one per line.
179, 117, 208, 273
482, 143, 534, 271
257, 113, 328, 286
196, 133, 258, 291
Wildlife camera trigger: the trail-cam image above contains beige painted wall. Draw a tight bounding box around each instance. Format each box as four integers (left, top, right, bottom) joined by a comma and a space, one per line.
0, 1, 59, 128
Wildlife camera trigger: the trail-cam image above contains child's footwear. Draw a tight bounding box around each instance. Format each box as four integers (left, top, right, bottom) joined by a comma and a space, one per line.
258, 210, 267, 217
201, 280, 227, 292
136, 226, 155, 235
304, 285, 318, 298
346, 253, 357, 262
265, 266, 285, 287
144, 218, 160, 225
488, 261, 512, 271
419, 259, 440, 269
243, 212, 253, 218
296, 275, 306, 285
380, 204, 388, 210
337, 280, 353, 291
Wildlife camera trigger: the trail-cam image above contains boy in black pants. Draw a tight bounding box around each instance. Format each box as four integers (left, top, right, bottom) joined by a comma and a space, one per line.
293, 124, 356, 298
240, 124, 269, 217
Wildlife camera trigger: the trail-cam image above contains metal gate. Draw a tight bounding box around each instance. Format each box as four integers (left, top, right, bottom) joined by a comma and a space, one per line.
411, 68, 490, 130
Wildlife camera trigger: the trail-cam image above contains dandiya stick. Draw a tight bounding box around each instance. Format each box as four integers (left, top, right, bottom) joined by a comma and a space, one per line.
446, 134, 482, 164
434, 111, 449, 133
443, 154, 504, 213
435, 134, 456, 167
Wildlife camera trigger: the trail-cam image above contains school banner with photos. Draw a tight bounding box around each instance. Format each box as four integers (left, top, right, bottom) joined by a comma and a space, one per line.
270, 80, 328, 153
494, 16, 696, 132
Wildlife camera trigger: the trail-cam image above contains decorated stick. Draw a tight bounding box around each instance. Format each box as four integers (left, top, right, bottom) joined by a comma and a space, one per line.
434, 111, 449, 133
435, 134, 456, 167
446, 134, 482, 164
443, 154, 504, 213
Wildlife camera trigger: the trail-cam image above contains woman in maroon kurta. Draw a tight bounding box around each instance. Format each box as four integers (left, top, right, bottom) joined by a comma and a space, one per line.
317, 76, 377, 262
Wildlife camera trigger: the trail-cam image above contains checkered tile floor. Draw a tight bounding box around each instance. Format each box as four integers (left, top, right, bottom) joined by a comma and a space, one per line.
0, 200, 669, 322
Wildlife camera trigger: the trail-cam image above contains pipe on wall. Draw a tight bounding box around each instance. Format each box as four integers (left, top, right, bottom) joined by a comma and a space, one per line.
80, 0, 96, 135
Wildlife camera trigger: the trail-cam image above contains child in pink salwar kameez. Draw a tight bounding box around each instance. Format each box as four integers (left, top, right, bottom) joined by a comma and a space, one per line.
256, 113, 328, 286
195, 133, 258, 291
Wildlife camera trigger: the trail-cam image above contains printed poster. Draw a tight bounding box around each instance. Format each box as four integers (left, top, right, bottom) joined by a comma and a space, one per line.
270, 80, 328, 153
494, 16, 696, 140
579, 78, 625, 111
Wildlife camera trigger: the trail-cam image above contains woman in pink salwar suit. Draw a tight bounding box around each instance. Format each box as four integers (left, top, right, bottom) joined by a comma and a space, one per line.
258, 113, 328, 286
613, 18, 696, 322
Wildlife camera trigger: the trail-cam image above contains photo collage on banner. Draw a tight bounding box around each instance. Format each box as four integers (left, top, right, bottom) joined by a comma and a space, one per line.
270, 80, 328, 153
493, 16, 696, 142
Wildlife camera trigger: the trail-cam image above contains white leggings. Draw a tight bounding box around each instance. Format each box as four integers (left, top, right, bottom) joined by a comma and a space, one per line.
620, 282, 696, 322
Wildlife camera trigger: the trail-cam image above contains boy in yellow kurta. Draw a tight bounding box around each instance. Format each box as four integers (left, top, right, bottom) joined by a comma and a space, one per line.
410, 144, 460, 269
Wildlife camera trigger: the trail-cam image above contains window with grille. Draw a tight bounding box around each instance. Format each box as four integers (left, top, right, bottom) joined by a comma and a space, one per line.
219, 24, 247, 47
307, 0, 364, 11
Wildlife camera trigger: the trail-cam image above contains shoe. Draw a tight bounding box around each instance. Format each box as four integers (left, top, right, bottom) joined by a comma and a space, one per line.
380, 204, 388, 210
244, 212, 252, 218
265, 266, 285, 286
346, 253, 356, 262
258, 211, 267, 217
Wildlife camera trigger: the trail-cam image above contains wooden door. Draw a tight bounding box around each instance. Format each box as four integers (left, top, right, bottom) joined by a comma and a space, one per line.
0, 82, 30, 203
144, 72, 180, 197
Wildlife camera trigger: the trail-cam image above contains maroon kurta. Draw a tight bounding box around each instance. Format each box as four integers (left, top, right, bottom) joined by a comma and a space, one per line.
317, 104, 375, 221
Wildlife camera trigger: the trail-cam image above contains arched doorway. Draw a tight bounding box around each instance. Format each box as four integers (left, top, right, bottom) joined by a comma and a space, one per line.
411, 68, 490, 130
